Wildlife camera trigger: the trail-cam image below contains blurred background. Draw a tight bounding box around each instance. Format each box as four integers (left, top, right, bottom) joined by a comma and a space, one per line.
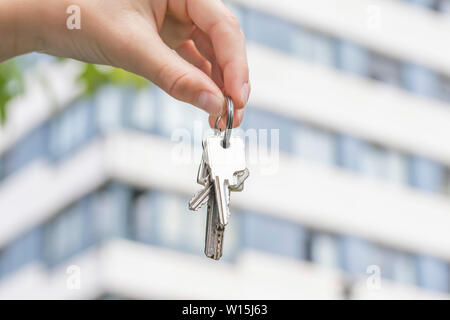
1, 0, 450, 299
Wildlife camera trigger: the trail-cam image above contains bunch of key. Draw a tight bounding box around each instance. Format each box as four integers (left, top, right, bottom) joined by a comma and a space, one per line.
188, 97, 249, 260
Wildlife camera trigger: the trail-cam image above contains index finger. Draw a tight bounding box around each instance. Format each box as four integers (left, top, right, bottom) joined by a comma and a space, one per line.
187, 0, 250, 110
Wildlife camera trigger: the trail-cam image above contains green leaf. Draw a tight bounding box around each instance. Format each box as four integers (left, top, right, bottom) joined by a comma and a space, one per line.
77, 63, 149, 97
0, 60, 24, 124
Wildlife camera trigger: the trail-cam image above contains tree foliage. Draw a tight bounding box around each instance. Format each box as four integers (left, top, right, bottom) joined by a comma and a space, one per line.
0, 57, 148, 124
0, 60, 24, 124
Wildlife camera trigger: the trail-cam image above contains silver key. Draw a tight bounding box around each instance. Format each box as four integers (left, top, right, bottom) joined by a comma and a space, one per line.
205, 135, 246, 226
204, 188, 225, 260
229, 168, 250, 192
196, 146, 209, 186
189, 181, 213, 211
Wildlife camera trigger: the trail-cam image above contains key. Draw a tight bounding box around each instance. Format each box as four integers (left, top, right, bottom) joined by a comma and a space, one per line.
189, 180, 213, 211
205, 135, 246, 226
229, 168, 250, 192
204, 188, 225, 260
196, 145, 209, 186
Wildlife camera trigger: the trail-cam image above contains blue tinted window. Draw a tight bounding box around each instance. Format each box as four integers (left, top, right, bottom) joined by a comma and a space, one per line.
370, 247, 416, 284
44, 200, 92, 266
292, 124, 336, 165
385, 152, 409, 185
337, 135, 365, 171
93, 183, 131, 240
406, 0, 436, 9
409, 156, 444, 192
340, 236, 375, 275
3, 124, 48, 177
336, 41, 369, 76
439, 75, 450, 103
244, 107, 294, 153
246, 10, 294, 53
403, 64, 439, 99
369, 53, 402, 86
125, 87, 157, 132
0, 155, 4, 181
154, 88, 207, 138
360, 144, 389, 180
0, 228, 42, 277
293, 28, 336, 66
439, 0, 450, 13
242, 212, 307, 259
308, 232, 340, 268
417, 256, 449, 292
133, 192, 154, 244
95, 86, 125, 133
49, 99, 95, 160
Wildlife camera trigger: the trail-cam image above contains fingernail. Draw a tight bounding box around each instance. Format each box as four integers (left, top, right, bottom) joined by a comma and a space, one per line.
236, 108, 245, 127
241, 82, 250, 106
197, 91, 224, 116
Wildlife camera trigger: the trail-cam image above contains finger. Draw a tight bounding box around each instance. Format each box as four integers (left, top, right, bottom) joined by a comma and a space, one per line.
188, 0, 250, 110
191, 28, 224, 89
131, 32, 225, 116
208, 106, 245, 130
176, 40, 212, 76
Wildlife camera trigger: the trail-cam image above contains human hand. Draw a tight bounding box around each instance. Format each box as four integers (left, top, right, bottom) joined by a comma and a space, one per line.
0, 0, 250, 128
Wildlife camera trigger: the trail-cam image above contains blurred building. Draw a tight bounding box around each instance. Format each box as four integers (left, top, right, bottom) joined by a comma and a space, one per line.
1, 0, 450, 299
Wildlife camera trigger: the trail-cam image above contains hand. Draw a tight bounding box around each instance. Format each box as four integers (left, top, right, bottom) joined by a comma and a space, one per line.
0, 0, 250, 128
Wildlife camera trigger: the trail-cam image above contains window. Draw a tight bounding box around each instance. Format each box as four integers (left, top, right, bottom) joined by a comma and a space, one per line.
125, 87, 156, 132
293, 28, 335, 66
360, 144, 389, 180
135, 192, 206, 254
93, 183, 131, 240
155, 88, 207, 138
336, 41, 369, 76
391, 253, 417, 285
244, 108, 295, 154
246, 10, 295, 53
133, 192, 154, 244
408, 156, 445, 192
371, 247, 417, 285
95, 85, 125, 133
292, 124, 336, 165
50, 99, 95, 160
443, 170, 450, 196
403, 64, 439, 99
3, 124, 48, 177
308, 232, 340, 268
337, 135, 365, 171
0, 228, 42, 277
439, 75, 450, 103
405, 0, 437, 9
44, 200, 91, 266
340, 236, 375, 275
368, 53, 402, 86
438, 0, 450, 13
417, 256, 449, 292
242, 212, 307, 259
386, 152, 409, 185
0, 155, 4, 181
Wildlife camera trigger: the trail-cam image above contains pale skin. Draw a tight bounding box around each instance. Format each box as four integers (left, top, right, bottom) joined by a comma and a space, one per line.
0, 0, 250, 128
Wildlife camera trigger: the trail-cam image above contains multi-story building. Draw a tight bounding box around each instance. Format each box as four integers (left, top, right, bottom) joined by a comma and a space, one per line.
0, 0, 450, 299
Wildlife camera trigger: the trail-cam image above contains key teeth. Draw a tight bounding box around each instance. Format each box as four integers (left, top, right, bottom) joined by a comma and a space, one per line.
188, 189, 209, 211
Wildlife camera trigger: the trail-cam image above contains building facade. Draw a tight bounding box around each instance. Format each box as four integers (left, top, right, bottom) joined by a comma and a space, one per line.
0, 0, 450, 299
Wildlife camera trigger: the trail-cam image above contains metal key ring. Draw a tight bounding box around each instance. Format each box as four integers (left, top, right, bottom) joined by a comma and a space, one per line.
223, 97, 234, 148
213, 97, 234, 148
